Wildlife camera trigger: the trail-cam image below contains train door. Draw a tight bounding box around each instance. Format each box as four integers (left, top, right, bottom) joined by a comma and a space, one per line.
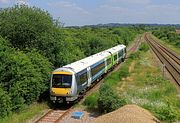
87, 67, 92, 87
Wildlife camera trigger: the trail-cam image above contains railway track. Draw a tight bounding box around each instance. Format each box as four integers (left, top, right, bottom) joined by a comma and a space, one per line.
34, 105, 72, 123
127, 36, 141, 56
34, 37, 141, 123
144, 33, 180, 86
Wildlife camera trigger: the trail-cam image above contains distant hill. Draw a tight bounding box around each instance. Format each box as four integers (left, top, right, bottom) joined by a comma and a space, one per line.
67, 23, 180, 28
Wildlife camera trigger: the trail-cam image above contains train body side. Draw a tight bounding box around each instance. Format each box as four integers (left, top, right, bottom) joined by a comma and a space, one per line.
50, 44, 126, 103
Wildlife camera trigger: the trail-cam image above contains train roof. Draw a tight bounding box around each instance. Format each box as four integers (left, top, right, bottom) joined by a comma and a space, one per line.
105, 44, 126, 54
53, 44, 126, 74
63, 51, 110, 73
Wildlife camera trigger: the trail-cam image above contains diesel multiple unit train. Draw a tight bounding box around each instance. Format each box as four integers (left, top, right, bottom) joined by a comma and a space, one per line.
50, 45, 126, 103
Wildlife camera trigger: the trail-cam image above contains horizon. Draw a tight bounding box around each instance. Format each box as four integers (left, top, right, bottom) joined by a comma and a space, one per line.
0, 0, 180, 26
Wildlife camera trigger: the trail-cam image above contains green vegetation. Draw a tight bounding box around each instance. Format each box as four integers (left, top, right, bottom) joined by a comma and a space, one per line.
150, 34, 180, 54
122, 43, 180, 122
152, 26, 180, 49
1, 4, 179, 122
83, 92, 99, 109
0, 103, 48, 123
83, 52, 133, 113
0, 37, 51, 113
98, 83, 126, 113
83, 42, 180, 122
0, 5, 141, 120
139, 42, 149, 52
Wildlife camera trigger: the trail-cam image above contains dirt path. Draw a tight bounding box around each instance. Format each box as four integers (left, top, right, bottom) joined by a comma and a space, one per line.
117, 61, 136, 92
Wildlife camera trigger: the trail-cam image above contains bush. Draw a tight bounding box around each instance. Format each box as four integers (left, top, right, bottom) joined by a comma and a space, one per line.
83, 93, 98, 109
154, 105, 179, 122
98, 84, 126, 113
26, 49, 52, 87
0, 88, 11, 118
0, 5, 67, 67
129, 51, 141, 60
0, 37, 52, 112
143, 101, 180, 122
139, 42, 149, 52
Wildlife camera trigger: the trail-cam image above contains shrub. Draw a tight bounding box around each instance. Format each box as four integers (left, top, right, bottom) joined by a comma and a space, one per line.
139, 42, 149, 52
26, 49, 52, 87
0, 5, 66, 67
83, 93, 98, 109
129, 51, 141, 60
0, 37, 52, 112
154, 104, 179, 122
0, 88, 11, 118
98, 84, 126, 113
143, 101, 180, 122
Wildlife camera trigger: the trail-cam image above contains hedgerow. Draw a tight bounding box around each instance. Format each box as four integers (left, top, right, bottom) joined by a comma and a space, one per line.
0, 37, 52, 112
0, 88, 11, 118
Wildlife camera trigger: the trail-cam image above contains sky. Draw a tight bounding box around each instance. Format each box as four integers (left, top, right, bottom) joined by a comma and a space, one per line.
0, 0, 180, 26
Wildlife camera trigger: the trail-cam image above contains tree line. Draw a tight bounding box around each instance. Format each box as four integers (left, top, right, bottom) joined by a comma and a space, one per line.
152, 26, 180, 48
0, 5, 141, 118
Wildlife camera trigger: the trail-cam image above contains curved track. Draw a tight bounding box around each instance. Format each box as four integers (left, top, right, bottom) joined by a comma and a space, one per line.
144, 33, 180, 86
34, 36, 141, 123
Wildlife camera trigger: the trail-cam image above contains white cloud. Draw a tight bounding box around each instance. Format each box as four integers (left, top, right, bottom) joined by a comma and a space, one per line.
143, 4, 180, 23
106, 0, 151, 5
91, 2, 180, 25
0, 0, 9, 4
47, 0, 180, 26
16, 0, 29, 5
48, 1, 93, 26
48, 1, 89, 15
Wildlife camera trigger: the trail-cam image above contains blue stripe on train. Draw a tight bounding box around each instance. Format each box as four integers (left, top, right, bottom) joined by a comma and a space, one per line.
91, 60, 104, 68
92, 68, 105, 82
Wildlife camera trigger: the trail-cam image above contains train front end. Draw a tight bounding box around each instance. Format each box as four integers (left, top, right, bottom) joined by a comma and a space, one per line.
50, 68, 77, 103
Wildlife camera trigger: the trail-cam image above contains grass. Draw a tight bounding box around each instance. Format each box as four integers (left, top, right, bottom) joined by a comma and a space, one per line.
121, 50, 180, 122
83, 42, 180, 122
83, 92, 99, 109
0, 102, 48, 123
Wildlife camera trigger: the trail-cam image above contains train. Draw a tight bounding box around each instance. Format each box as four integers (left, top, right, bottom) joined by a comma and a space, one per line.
50, 44, 126, 103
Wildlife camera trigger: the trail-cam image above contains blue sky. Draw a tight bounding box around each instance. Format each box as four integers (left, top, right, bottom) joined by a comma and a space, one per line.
0, 0, 180, 26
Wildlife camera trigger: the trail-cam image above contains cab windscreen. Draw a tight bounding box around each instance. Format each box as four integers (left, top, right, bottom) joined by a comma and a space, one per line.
52, 74, 72, 88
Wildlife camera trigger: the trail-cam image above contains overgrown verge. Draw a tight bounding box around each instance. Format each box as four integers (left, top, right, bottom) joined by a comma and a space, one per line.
123, 43, 180, 122
84, 42, 180, 122
0, 103, 48, 123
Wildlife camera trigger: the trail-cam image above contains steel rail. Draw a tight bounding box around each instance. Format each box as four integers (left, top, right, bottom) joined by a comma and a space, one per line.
148, 36, 180, 66
144, 33, 180, 86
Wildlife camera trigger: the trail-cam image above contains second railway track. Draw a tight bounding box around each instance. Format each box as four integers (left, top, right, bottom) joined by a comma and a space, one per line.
144, 33, 180, 86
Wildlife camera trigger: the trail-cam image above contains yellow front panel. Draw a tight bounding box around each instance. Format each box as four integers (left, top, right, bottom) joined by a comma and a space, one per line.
52, 88, 70, 95
52, 71, 72, 75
